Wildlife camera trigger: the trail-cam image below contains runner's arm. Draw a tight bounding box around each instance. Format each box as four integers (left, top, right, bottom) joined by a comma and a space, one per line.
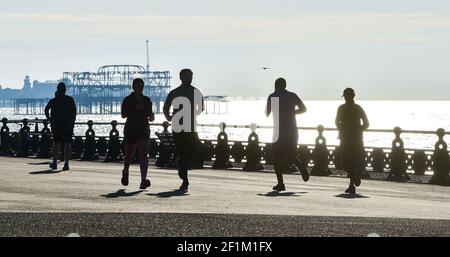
295, 95, 307, 114
70, 97, 77, 125
335, 106, 342, 130
121, 97, 128, 119
360, 107, 369, 130
148, 98, 155, 122
44, 99, 53, 120
163, 92, 173, 121
265, 96, 271, 117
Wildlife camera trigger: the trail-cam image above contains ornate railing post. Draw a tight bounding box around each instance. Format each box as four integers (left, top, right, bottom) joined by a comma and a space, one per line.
37, 120, 51, 158
33, 118, 39, 133
429, 128, 450, 185
105, 120, 121, 162
82, 120, 97, 161
15, 118, 31, 157
387, 127, 409, 182
30, 118, 41, 155
213, 122, 232, 169
243, 123, 263, 171
0, 118, 11, 156
311, 125, 332, 176
155, 121, 174, 167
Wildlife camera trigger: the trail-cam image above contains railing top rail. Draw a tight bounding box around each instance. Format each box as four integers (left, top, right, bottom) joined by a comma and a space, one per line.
1, 118, 447, 135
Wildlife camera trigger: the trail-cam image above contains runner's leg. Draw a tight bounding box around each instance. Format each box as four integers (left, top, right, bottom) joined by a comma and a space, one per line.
137, 139, 150, 183
124, 142, 137, 173
52, 141, 60, 163
63, 143, 71, 165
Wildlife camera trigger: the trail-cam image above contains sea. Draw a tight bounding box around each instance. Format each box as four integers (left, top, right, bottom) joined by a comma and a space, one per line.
2, 100, 450, 151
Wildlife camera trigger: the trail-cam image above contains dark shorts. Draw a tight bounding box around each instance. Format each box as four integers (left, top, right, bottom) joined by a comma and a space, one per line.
51, 126, 73, 143
273, 133, 299, 172
340, 140, 366, 173
173, 132, 199, 170
123, 123, 150, 143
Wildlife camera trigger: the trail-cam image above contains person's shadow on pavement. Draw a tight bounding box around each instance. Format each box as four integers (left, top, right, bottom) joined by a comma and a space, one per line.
258, 191, 306, 197
334, 193, 369, 199
29, 169, 62, 175
101, 189, 143, 198
28, 162, 52, 165
147, 190, 189, 198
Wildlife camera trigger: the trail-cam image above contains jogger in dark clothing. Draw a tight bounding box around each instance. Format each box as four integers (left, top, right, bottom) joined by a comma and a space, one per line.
163, 69, 204, 191
121, 78, 155, 190
44, 82, 76, 171
266, 78, 309, 191
335, 87, 369, 194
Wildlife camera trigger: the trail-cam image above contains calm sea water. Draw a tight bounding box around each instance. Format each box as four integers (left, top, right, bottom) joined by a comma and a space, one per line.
2, 100, 450, 150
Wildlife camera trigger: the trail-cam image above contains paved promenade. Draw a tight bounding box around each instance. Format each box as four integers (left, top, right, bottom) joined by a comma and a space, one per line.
1, 157, 449, 236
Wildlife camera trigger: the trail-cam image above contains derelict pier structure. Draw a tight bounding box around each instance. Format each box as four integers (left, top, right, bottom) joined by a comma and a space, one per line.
11, 42, 227, 115
61, 65, 171, 114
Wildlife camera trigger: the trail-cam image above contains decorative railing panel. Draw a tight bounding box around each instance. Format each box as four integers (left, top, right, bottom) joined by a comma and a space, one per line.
1, 117, 449, 186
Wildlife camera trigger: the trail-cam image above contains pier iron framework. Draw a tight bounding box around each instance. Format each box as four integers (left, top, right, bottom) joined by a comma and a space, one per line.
62, 65, 171, 114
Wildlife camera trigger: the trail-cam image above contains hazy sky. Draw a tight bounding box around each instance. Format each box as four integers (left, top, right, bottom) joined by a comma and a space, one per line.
1, 0, 450, 99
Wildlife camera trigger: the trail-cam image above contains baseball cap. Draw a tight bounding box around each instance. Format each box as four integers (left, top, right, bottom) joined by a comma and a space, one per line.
342, 87, 355, 97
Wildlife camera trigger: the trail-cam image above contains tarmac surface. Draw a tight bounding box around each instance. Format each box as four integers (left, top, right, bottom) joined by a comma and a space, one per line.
1, 212, 450, 237
1, 157, 450, 236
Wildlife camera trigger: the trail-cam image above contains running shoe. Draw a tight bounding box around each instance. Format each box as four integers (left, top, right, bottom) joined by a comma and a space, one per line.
179, 181, 189, 191
353, 173, 361, 187
62, 163, 69, 171
121, 169, 129, 186
345, 185, 356, 194
296, 163, 310, 182
139, 179, 151, 190
272, 183, 286, 191
49, 162, 57, 170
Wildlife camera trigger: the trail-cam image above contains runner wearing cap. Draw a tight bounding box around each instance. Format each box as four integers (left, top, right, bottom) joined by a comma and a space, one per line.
335, 88, 369, 194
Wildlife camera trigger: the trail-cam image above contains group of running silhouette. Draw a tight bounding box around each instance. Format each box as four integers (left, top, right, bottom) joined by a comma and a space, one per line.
44, 69, 369, 194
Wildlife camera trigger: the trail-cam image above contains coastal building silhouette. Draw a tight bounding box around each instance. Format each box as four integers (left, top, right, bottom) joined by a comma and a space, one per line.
0, 76, 58, 108
1, 65, 172, 115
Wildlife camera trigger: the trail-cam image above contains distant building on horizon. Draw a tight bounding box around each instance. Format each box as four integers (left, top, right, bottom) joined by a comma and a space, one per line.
0, 76, 58, 106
